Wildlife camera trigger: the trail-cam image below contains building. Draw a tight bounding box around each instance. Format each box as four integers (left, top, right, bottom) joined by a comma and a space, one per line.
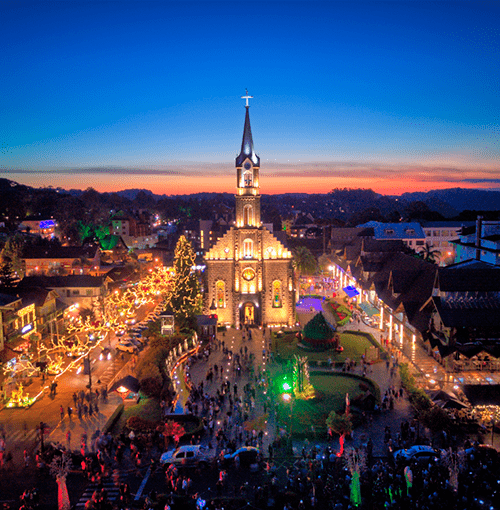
422, 261, 500, 372
18, 275, 108, 311
421, 221, 475, 265
204, 96, 295, 328
23, 245, 101, 276
358, 221, 426, 250
452, 217, 500, 266
18, 218, 57, 240
111, 210, 158, 250
0, 293, 37, 352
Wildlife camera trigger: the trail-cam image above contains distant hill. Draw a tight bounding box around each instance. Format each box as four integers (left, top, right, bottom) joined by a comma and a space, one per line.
401, 188, 500, 212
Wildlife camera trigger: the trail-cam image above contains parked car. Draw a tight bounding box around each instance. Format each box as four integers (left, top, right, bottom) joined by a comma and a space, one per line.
393, 445, 441, 464
128, 337, 144, 350
160, 445, 210, 468
465, 444, 500, 466
116, 342, 137, 354
223, 446, 260, 467
115, 329, 126, 337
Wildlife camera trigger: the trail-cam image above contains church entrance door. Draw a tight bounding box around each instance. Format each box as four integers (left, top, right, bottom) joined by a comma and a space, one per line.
243, 303, 255, 325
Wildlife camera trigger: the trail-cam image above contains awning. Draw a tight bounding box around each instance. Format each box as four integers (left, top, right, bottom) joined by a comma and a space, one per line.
359, 302, 379, 317
342, 285, 360, 298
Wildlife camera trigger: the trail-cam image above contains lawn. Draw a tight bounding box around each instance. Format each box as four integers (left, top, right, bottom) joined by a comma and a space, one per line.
112, 396, 162, 433
274, 330, 375, 364
277, 373, 376, 437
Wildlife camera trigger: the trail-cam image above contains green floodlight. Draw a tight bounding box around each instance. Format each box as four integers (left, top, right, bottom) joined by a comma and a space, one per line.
282, 381, 292, 392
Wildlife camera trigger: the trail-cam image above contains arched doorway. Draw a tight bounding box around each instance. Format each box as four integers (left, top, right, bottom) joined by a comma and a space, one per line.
243, 302, 255, 325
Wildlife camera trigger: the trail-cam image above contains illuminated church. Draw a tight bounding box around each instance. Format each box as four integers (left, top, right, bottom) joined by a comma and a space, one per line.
204, 94, 295, 328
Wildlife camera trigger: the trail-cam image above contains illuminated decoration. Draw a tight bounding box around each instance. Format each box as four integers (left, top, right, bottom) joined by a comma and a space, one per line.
292, 354, 315, 399
345, 448, 366, 507
242, 268, 255, 281
272, 280, 282, 308
22, 323, 33, 334
6, 383, 36, 408
169, 236, 201, 319
40, 220, 55, 229
216, 280, 225, 308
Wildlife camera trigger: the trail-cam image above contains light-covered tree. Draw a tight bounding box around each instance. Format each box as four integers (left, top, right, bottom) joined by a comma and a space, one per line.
169, 236, 201, 320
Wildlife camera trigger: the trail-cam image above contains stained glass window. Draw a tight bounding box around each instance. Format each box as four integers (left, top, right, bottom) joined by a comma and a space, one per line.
242, 268, 255, 281
216, 280, 225, 308
273, 280, 282, 308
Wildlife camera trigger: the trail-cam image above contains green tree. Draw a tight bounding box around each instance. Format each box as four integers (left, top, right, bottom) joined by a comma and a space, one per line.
418, 243, 441, 264
326, 410, 353, 455
169, 236, 201, 320
292, 246, 317, 294
0, 256, 16, 287
1, 234, 25, 277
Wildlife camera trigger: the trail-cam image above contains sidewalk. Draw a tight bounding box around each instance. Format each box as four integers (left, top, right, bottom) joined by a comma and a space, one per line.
46, 392, 124, 452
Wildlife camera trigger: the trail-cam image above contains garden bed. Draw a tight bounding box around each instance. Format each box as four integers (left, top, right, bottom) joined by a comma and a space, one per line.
277, 372, 378, 438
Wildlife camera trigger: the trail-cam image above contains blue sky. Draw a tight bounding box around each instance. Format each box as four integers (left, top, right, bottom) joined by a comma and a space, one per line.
1, 0, 499, 195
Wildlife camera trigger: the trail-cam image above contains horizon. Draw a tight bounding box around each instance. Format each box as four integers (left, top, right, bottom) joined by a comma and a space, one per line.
1, 1, 499, 195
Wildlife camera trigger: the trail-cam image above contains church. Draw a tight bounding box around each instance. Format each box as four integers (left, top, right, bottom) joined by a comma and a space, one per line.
204, 94, 295, 328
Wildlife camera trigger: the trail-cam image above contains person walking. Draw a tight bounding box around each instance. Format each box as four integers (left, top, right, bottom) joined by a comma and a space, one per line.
60, 405, 64, 420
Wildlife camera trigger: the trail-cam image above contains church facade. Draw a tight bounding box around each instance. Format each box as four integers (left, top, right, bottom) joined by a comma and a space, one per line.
204, 97, 295, 328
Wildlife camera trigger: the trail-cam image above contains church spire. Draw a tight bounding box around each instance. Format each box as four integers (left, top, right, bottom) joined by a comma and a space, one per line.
236, 90, 260, 167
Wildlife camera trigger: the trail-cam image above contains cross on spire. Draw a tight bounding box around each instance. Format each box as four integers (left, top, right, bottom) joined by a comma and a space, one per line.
241, 89, 253, 107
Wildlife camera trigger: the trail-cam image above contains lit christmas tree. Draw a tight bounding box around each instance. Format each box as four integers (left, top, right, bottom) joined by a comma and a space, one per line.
170, 236, 200, 319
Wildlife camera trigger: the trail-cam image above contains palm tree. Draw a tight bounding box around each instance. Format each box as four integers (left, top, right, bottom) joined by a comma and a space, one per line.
418, 244, 441, 264
326, 410, 353, 455
292, 246, 317, 296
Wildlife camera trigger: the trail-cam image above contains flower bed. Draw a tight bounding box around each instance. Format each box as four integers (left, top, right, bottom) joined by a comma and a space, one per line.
329, 302, 352, 326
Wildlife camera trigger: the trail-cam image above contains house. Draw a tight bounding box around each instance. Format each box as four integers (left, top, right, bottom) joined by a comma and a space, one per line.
18, 275, 109, 311
358, 221, 426, 250
452, 217, 500, 266
421, 220, 475, 265
18, 218, 57, 240
422, 261, 500, 371
111, 210, 157, 250
0, 292, 37, 352
195, 314, 218, 342
23, 245, 100, 276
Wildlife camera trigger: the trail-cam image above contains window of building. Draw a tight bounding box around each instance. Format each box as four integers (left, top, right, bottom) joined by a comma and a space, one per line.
243, 239, 253, 258
243, 171, 253, 187
243, 205, 253, 225
385, 229, 394, 235
216, 280, 225, 308
272, 280, 282, 308
416, 240, 425, 246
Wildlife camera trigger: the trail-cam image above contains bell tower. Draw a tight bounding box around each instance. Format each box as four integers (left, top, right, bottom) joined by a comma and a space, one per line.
235, 91, 261, 228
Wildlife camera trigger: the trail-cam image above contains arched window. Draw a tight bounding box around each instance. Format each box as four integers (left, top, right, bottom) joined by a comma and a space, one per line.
272, 280, 282, 308
243, 205, 253, 226
243, 239, 253, 259
216, 280, 225, 308
243, 171, 253, 187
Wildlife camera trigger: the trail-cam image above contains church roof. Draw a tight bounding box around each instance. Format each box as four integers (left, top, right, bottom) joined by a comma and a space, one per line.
236, 106, 260, 167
